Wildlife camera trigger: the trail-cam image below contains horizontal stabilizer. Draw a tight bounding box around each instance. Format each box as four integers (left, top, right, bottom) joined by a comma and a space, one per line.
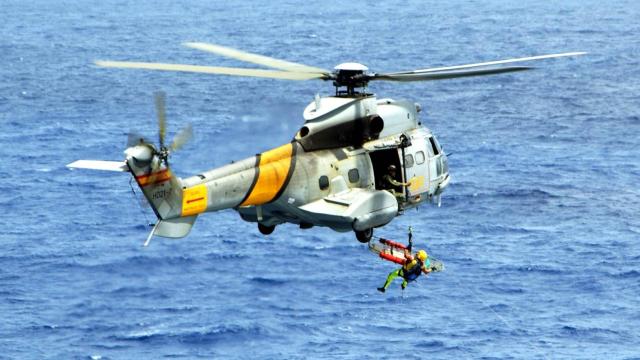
67, 160, 129, 172
153, 215, 198, 238
144, 215, 198, 246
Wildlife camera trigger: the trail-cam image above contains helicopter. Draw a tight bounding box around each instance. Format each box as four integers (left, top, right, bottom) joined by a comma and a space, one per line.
67, 42, 585, 245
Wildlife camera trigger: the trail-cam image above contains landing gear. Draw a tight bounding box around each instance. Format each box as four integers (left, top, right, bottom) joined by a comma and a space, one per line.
355, 228, 373, 243
258, 223, 275, 235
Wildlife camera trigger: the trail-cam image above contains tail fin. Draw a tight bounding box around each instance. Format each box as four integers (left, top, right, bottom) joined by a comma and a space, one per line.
124, 143, 198, 241
67, 144, 198, 243
124, 143, 182, 220
68, 92, 199, 244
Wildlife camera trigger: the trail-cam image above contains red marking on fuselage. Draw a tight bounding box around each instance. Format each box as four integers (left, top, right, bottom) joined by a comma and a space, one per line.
136, 169, 171, 186
186, 197, 204, 204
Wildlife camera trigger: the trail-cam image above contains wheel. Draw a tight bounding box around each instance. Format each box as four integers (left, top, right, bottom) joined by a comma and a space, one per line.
258, 223, 275, 235
355, 228, 373, 243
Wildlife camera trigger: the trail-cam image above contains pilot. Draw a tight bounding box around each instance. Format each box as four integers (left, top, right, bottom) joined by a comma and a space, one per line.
382, 165, 411, 198
377, 249, 431, 293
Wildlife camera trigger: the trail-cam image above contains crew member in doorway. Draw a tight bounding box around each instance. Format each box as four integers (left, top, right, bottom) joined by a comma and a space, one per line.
382, 164, 411, 198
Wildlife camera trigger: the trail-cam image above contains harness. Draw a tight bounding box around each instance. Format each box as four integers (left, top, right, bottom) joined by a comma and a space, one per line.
401, 257, 432, 282
401, 259, 424, 282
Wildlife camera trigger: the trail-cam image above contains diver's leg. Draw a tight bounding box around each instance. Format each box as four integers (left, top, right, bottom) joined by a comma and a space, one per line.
383, 269, 401, 289
378, 269, 402, 292
401, 279, 408, 290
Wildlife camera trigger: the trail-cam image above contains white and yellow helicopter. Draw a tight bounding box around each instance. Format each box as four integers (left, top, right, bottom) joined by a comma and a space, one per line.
67, 43, 584, 245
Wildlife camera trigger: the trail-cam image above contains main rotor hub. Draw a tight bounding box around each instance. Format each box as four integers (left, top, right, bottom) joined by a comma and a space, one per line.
333, 63, 370, 96
334, 63, 369, 72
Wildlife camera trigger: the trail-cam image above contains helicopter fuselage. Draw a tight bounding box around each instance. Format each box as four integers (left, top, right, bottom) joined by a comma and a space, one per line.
171, 94, 450, 239
69, 42, 583, 244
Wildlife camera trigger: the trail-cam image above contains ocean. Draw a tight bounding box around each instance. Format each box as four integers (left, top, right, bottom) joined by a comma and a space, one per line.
1, 0, 639, 358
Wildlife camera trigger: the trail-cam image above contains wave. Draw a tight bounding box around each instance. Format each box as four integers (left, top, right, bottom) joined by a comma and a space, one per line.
204, 252, 244, 261
446, 188, 559, 204
414, 339, 446, 349
114, 324, 266, 345
489, 286, 525, 295
496, 264, 569, 276
476, 224, 540, 235
40, 254, 201, 274
607, 270, 640, 279
559, 325, 622, 338
248, 276, 288, 286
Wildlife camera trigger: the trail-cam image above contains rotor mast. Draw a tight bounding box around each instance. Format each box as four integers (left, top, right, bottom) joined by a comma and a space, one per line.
333, 63, 370, 97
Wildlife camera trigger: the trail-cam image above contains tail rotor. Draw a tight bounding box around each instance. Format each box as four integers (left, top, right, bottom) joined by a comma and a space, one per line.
152, 91, 192, 168
68, 91, 200, 245
127, 91, 193, 185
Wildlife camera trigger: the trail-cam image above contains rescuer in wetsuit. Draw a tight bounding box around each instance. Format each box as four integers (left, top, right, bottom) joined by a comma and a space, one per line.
377, 248, 431, 293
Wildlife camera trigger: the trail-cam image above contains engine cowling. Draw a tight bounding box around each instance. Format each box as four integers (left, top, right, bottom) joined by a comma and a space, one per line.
296, 96, 384, 150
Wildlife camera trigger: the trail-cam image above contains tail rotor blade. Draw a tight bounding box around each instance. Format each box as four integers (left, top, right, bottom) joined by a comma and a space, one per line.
170, 123, 193, 152
154, 91, 167, 149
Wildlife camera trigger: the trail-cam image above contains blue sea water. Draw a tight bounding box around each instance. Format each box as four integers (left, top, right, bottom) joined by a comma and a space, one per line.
1, 0, 639, 358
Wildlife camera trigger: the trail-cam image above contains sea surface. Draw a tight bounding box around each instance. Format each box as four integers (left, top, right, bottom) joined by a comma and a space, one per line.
1, 0, 639, 359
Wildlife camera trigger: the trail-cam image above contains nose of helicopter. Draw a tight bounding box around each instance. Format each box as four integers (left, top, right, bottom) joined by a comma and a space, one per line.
436, 152, 450, 195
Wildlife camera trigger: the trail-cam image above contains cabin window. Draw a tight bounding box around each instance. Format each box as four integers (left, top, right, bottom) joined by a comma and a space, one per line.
348, 168, 360, 183
404, 154, 414, 168
429, 137, 440, 156
319, 175, 329, 190
415, 151, 425, 165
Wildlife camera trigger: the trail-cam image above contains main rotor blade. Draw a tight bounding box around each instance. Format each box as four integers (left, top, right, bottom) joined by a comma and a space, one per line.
154, 91, 167, 149
95, 61, 328, 80
387, 52, 587, 75
184, 42, 331, 74
373, 66, 532, 82
170, 123, 193, 152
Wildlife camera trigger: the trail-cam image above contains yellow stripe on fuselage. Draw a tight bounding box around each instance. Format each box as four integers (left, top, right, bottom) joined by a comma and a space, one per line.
241, 143, 293, 206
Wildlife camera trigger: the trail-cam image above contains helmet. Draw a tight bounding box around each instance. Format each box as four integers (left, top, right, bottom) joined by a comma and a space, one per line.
388, 164, 396, 171
417, 250, 428, 261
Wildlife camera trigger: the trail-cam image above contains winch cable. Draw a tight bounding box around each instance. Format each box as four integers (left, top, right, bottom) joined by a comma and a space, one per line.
128, 177, 153, 226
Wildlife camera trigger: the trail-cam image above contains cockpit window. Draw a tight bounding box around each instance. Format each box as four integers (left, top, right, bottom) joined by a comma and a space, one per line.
429, 137, 440, 156
404, 154, 414, 168
415, 151, 425, 165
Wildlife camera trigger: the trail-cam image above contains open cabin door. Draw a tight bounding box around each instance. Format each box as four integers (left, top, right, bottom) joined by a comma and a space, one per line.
368, 148, 404, 199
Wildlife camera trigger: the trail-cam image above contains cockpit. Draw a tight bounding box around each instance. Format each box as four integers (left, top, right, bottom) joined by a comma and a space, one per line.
368, 129, 449, 208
